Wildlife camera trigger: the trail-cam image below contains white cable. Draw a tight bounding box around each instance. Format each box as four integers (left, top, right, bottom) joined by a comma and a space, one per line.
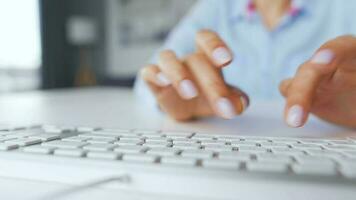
38, 175, 131, 200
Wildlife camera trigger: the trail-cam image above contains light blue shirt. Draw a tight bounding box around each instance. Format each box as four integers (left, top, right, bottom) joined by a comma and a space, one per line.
134, 0, 356, 107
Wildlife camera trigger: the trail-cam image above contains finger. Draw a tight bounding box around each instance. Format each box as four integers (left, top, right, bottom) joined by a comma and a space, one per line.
284, 47, 338, 128
284, 36, 356, 128
158, 50, 198, 100
140, 64, 171, 94
185, 52, 244, 119
196, 29, 233, 68
279, 78, 293, 97
230, 86, 250, 111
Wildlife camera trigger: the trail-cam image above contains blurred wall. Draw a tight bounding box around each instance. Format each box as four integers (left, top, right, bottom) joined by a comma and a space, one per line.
40, 0, 195, 89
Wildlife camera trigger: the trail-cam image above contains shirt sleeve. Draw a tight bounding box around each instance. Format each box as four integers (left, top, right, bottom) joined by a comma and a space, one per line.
133, 0, 222, 109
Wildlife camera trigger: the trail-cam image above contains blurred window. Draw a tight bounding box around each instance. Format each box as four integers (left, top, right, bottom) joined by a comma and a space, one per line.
0, 0, 41, 92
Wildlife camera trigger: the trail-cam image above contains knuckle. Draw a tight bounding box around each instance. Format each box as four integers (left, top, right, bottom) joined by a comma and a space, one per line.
299, 65, 319, 77
196, 29, 219, 43
140, 65, 155, 80
185, 52, 205, 61
196, 29, 217, 39
159, 50, 176, 60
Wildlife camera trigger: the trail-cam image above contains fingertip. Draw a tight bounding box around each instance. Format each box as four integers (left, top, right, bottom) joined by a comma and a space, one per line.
285, 104, 307, 128
310, 49, 334, 65
178, 79, 199, 100
240, 95, 249, 112
212, 47, 233, 67
155, 72, 171, 87
215, 97, 236, 119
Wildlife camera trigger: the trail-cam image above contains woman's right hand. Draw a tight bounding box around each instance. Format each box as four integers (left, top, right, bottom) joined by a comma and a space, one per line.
140, 30, 249, 121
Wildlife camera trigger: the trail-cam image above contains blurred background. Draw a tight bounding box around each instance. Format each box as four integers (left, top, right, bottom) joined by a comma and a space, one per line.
0, 0, 196, 92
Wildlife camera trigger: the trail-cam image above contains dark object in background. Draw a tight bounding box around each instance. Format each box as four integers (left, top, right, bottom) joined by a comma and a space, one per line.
40, 0, 108, 89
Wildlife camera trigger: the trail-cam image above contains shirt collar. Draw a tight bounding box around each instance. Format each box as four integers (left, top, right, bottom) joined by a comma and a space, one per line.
230, 0, 310, 22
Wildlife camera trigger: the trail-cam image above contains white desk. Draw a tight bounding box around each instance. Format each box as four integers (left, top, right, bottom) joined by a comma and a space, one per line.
0, 87, 355, 200
0, 87, 353, 137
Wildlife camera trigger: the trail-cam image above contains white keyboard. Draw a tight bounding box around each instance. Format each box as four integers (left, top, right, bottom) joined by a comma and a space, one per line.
0, 125, 356, 180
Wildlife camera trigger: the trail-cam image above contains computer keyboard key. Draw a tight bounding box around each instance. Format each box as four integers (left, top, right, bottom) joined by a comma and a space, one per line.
172, 139, 198, 144
246, 161, 289, 173
271, 147, 305, 156
5, 138, 42, 146
0, 143, 19, 151
23, 146, 56, 154
292, 163, 337, 176
259, 142, 290, 148
143, 141, 172, 148
270, 138, 300, 143
323, 145, 356, 151
42, 141, 88, 149
164, 131, 194, 138
300, 139, 330, 145
244, 137, 271, 142
12, 132, 41, 138
203, 159, 241, 170
87, 151, 122, 160
218, 152, 252, 161
28, 134, 61, 141
114, 141, 144, 146
83, 144, 117, 151
203, 144, 233, 152
114, 146, 148, 154
327, 140, 355, 145
133, 129, 160, 135
200, 140, 227, 145
192, 135, 215, 140
144, 141, 172, 145
54, 149, 86, 157
42, 127, 63, 134
236, 146, 267, 153
100, 128, 132, 133
180, 149, 214, 159
62, 136, 90, 142
87, 138, 116, 144
122, 153, 158, 163
144, 135, 166, 140
118, 138, 143, 143
230, 141, 258, 146
146, 148, 181, 156
79, 133, 119, 140
93, 130, 130, 137
173, 143, 202, 150
145, 138, 172, 143
305, 149, 343, 157
76, 127, 99, 132
0, 136, 17, 142
119, 135, 145, 139
160, 156, 198, 166
294, 155, 335, 166
256, 154, 293, 164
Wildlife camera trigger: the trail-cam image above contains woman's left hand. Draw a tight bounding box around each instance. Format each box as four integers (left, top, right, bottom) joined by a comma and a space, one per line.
280, 35, 356, 128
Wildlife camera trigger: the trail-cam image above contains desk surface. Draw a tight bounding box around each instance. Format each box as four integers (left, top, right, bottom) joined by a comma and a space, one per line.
0, 87, 355, 200
0, 87, 354, 137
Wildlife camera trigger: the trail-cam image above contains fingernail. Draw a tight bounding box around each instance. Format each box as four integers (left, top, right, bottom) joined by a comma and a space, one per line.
212, 47, 232, 65
311, 49, 334, 64
216, 97, 236, 119
286, 105, 304, 127
179, 79, 198, 99
156, 72, 171, 86
240, 96, 249, 112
